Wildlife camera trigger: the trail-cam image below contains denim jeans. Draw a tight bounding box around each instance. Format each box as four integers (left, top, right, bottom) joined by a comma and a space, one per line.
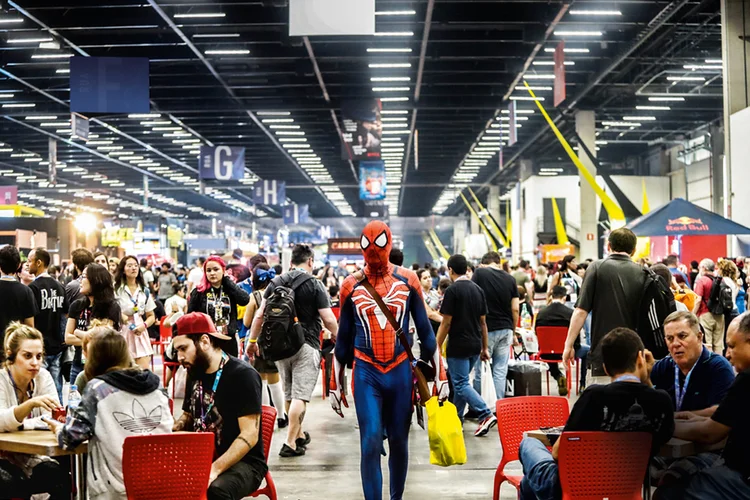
69, 360, 83, 387
519, 437, 562, 500
446, 355, 492, 421
43, 353, 63, 402
547, 344, 590, 388
471, 329, 513, 399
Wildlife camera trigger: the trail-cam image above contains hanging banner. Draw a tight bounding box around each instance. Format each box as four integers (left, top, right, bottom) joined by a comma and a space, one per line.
48, 138, 57, 184
359, 161, 386, 201
70, 56, 150, 114
252, 180, 286, 206
508, 101, 517, 146
71, 113, 89, 141
283, 204, 309, 225
498, 146, 504, 171
341, 99, 382, 161
199, 146, 246, 181
553, 41, 566, 107
289, 0, 375, 36
0, 186, 18, 205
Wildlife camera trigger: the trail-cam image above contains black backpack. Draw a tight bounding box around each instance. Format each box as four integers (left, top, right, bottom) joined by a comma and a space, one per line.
258, 272, 314, 361
707, 276, 734, 315
635, 268, 676, 360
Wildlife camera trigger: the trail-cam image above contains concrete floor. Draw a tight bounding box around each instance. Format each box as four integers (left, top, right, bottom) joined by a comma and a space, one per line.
265, 384, 528, 500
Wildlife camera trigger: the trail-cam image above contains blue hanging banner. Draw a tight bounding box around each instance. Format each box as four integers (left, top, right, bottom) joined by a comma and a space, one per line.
199, 146, 246, 181
70, 56, 150, 114
283, 204, 309, 225
359, 161, 386, 201
252, 180, 286, 206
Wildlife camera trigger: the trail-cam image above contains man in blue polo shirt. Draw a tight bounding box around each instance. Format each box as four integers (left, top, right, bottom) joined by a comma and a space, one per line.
651, 311, 735, 414
649, 310, 735, 485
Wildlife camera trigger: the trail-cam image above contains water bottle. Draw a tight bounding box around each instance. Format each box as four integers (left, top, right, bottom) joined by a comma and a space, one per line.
521, 306, 532, 329
67, 385, 81, 416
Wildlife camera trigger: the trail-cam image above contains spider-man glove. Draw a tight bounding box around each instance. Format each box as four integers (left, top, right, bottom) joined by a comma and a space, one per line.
329, 356, 349, 418
433, 347, 450, 401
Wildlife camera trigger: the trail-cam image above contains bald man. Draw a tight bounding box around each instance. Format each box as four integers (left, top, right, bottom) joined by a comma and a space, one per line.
654, 313, 749, 500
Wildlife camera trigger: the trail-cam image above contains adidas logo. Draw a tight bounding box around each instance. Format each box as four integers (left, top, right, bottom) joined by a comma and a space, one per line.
113, 399, 164, 433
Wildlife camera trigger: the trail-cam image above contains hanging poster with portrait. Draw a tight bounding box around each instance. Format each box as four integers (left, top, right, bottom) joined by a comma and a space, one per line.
341, 99, 382, 161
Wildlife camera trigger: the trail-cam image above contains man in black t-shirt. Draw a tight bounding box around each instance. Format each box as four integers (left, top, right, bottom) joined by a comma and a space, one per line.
519, 328, 674, 500
247, 244, 339, 457
471, 251, 519, 400
654, 313, 750, 500
173, 312, 267, 500
28, 247, 68, 399
438, 254, 496, 437
0, 245, 37, 359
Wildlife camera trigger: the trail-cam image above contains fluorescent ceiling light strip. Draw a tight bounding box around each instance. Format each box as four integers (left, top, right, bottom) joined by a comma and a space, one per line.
544, 47, 590, 53
683, 64, 722, 70
523, 74, 555, 79
25, 115, 56, 120
129, 113, 161, 118
10, 37, 54, 44
205, 49, 249, 55
367, 48, 412, 53
3, 103, 35, 108
569, 10, 622, 15
514, 86, 551, 91
0, 18, 24, 24
381, 110, 409, 115
705, 59, 722, 64
667, 76, 705, 81
257, 111, 290, 116
371, 77, 411, 82
648, 96, 685, 101
261, 118, 294, 123
174, 13, 225, 18
636, 106, 670, 110
510, 96, 544, 101
375, 10, 416, 15
380, 97, 409, 102
623, 116, 656, 121
554, 31, 603, 36
31, 54, 73, 59
532, 61, 574, 66
601, 121, 641, 127
193, 33, 240, 38
369, 63, 411, 68
374, 32, 414, 37
56, 69, 70, 74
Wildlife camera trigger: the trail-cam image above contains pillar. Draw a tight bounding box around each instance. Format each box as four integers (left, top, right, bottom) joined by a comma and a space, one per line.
487, 185, 502, 246
453, 218, 468, 254
722, 0, 750, 235
576, 110, 598, 260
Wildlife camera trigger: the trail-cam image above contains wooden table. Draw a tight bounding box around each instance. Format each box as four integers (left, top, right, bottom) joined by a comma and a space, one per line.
0, 430, 88, 500
524, 429, 719, 459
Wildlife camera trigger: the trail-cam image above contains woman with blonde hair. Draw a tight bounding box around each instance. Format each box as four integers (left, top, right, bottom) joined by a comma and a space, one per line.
48, 328, 172, 500
0, 322, 69, 498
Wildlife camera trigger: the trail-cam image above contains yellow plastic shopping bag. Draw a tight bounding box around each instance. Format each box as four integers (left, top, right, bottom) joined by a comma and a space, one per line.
425, 396, 467, 467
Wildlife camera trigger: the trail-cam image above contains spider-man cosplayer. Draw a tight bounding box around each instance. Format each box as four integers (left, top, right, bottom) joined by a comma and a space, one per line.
329, 220, 448, 500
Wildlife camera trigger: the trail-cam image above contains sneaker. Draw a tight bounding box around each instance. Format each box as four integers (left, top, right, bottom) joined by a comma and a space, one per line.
474, 414, 497, 437
279, 443, 305, 457
295, 431, 311, 449
557, 376, 568, 396
278, 415, 289, 429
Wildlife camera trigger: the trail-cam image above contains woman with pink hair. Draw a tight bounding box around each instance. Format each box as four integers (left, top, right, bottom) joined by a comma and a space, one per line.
187, 256, 250, 356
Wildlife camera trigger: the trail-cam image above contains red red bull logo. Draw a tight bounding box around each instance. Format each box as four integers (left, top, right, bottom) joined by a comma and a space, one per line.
666, 216, 709, 232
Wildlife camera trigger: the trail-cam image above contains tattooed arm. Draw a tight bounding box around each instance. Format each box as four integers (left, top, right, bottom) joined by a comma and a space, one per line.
209, 413, 261, 484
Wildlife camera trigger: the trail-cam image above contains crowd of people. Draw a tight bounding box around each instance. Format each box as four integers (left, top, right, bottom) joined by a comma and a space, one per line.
0, 224, 748, 499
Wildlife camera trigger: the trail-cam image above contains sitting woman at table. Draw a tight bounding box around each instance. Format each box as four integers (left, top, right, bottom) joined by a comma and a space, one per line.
48, 327, 173, 500
0, 322, 69, 499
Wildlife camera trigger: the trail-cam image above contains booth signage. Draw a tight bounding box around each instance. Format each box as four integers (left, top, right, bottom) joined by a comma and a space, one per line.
71, 113, 89, 141
328, 238, 363, 255
666, 216, 709, 233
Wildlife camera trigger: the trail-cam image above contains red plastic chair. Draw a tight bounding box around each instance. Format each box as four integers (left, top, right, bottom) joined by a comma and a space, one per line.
493, 396, 570, 500
535, 326, 580, 397
249, 405, 278, 500
123, 432, 214, 500
558, 431, 652, 500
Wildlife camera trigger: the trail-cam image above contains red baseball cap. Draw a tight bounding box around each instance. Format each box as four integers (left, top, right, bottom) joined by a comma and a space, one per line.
174, 312, 231, 340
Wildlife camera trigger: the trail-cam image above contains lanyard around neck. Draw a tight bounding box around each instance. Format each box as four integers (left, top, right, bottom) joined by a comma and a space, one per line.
7, 368, 34, 415
198, 352, 228, 426
674, 361, 698, 411
614, 375, 641, 383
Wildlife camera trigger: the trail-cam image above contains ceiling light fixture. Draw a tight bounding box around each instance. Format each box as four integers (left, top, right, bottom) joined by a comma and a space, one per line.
205, 49, 250, 55
544, 47, 590, 53
523, 74, 556, 80
0, 18, 24, 24
683, 64, 722, 71
705, 59, 722, 64
666, 76, 705, 81
367, 48, 412, 53
0, 94, 14, 99
636, 105, 671, 110
8, 37, 53, 44
532, 61, 575, 66
370, 77, 411, 82
554, 30, 603, 36
601, 121, 641, 127
569, 10, 622, 15
648, 96, 685, 101
381, 110, 409, 115
372, 87, 410, 92
374, 32, 414, 37
25, 115, 56, 120
56, 69, 70, 74
129, 113, 161, 119
623, 116, 656, 121
3, 103, 35, 108
381, 97, 410, 102
193, 33, 240, 38
31, 54, 73, 59
174, 13, 226, 18
375, 10, 416, 15
257, 111, 290, 116
369, 63, 412, 69
510, 96, 544, 101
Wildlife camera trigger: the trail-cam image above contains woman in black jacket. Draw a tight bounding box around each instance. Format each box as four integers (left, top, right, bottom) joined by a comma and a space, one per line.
187, 256, 250, 357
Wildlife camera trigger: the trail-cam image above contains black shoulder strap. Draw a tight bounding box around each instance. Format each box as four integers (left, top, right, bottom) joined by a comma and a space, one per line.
355, 271, 416, 364
289, 272, 315, 290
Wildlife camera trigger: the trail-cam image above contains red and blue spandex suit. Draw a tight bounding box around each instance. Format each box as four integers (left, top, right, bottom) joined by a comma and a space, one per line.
331, 221, 438, 500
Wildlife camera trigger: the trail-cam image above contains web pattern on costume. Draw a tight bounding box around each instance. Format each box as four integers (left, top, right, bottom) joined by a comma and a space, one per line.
339, 221, 425, 373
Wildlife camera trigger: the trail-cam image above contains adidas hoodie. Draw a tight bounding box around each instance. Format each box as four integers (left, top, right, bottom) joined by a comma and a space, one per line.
58, 369, 173, 499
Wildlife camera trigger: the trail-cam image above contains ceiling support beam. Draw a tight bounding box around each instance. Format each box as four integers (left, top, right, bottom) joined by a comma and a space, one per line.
303, 36, 358, 183
146, 0, 342, 215
398, 0, 435, 215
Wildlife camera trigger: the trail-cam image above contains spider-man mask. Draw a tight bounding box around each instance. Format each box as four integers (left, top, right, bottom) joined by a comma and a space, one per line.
360, 220, 392, 273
